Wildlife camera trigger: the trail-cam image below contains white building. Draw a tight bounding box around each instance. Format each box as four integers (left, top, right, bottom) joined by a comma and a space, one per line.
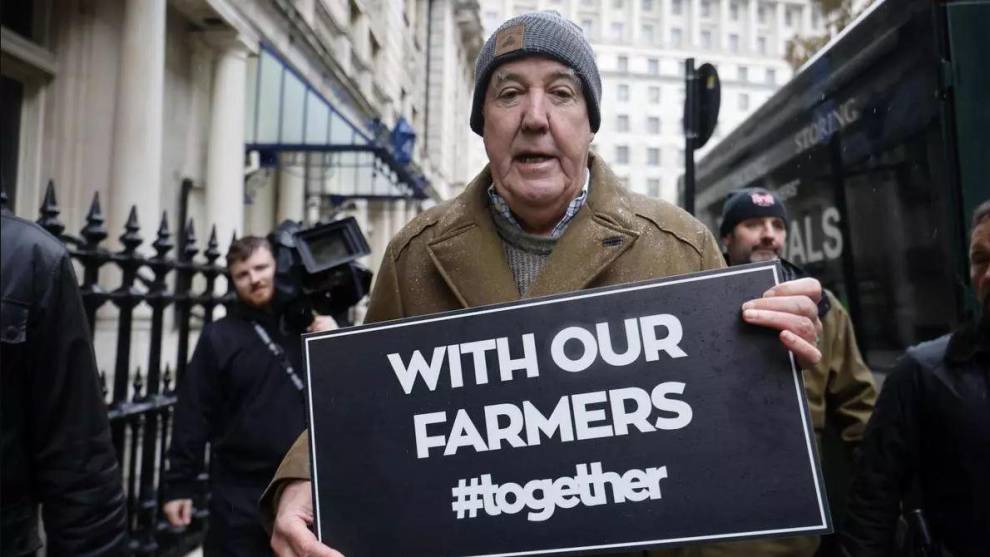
479, 0, 825, 202
1, 0, 481, 263
1, 0, 482, 372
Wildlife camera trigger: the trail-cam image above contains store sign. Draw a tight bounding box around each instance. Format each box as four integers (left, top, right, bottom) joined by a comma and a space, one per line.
305, 263, 831, 557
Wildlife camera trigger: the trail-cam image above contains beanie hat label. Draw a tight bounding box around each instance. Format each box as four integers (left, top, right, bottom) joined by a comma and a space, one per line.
750, 192, 776, 207
495, 24, 525, 57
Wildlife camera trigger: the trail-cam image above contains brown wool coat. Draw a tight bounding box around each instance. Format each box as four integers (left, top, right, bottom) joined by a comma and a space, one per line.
261, 153, 839, 556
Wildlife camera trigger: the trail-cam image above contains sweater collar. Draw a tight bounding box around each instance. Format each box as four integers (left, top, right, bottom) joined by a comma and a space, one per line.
485, 168, 590, 239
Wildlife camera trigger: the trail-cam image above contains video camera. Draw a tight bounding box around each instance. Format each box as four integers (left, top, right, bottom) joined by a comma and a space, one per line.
268, 218, 373, 332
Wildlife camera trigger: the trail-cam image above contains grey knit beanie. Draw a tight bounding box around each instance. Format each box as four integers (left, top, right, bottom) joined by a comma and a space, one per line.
470, 10, 602, 136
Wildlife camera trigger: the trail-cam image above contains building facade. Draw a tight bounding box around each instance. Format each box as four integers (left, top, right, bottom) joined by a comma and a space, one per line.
1, 0, 482, 373
479, 0, 825, 202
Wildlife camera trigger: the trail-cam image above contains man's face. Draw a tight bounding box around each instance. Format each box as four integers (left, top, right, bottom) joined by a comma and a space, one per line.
723, 217, 787, 265
482, 57, 594, 228
229, 247, 276, 309
970, 218, 990, 307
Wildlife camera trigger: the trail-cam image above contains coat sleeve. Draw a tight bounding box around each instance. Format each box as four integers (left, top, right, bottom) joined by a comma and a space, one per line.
822, 292, 878, 445
32, 253, 129, 556
838, 355, 920, 556
163, 325, 220, 500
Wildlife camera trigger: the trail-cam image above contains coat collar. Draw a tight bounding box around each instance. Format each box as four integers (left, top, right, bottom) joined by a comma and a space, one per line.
425, 152, 640, 307
946, 310, 990, 365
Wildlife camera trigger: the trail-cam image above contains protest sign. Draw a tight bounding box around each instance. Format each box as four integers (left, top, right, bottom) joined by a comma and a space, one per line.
304, 262, 830, 556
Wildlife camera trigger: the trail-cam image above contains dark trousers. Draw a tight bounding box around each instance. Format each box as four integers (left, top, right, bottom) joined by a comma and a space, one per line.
203, 483, 273, 557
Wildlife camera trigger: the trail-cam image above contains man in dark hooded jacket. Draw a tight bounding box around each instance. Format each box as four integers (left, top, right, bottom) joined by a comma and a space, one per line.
837, 200, 990, 557
1, 209, 129, 556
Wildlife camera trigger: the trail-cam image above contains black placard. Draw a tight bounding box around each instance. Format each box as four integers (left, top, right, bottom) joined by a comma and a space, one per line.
304, 263, 831, 556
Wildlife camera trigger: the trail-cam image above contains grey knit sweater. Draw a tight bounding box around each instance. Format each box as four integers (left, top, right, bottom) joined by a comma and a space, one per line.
487, 173, 590, 295
491, 208, 558, 296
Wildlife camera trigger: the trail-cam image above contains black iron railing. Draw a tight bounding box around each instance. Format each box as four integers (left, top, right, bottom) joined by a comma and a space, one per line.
21, 181, 232, 556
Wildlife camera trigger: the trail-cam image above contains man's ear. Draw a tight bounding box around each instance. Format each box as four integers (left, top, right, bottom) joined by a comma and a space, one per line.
721, 233, 733, 250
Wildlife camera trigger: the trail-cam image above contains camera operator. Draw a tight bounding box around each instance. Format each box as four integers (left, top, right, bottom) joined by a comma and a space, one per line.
162, 235, 335, 556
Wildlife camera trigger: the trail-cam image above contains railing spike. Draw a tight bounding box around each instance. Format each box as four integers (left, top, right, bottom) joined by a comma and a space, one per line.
182, 219, 198, 261
119, 205, 143, 252
81, 191, 108, 247
37, 180, 65, 237
153, 211, 173, 257
132, 367, 144, 401
204, 225, 221, 264
162, 364, 173, 394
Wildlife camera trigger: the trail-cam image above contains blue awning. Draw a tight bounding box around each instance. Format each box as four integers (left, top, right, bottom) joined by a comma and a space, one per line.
245, 46, 427, 200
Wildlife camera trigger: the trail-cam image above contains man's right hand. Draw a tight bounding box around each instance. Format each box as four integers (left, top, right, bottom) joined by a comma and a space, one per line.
163, 498, 193, 527
271, 480, 343, 557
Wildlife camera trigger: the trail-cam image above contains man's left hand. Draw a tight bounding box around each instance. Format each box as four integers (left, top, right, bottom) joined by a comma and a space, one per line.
741, 277, 823, 369
308, 315, 339, 333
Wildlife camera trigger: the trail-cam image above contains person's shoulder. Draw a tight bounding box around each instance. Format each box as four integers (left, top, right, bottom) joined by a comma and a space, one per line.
904, 334, 951, 371
624, 192, 715, 254
386, 198, 458, 257
203, 311, 254, 337
1, 213, 71, 271
881, 334, 951, 396
386, 177, 490, 259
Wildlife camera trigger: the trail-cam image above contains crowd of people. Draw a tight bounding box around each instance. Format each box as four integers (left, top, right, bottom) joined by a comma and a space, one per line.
1, 9, 985, 557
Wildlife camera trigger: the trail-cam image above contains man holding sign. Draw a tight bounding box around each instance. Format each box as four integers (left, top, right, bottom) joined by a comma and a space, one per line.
264, 10, 824, 557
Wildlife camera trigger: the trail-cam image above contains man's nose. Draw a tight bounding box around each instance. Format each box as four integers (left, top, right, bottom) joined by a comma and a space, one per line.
521, 92, 550, 132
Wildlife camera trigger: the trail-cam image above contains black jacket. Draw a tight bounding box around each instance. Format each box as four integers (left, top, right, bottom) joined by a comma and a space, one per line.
838, 313, 990, 557
163, 301, 307, 549
1, 213, 129, 556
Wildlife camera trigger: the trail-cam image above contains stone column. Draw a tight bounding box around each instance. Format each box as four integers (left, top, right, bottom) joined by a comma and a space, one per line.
304, 153, 322, 225
204, 33, 249, 252
368, 199, 392, 276
108, 0, 165, 244
389, 199, 405, 239
277, 153, 306, 223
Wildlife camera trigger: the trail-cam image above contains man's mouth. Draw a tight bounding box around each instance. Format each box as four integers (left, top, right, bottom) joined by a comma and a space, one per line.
514, 152, 556, 164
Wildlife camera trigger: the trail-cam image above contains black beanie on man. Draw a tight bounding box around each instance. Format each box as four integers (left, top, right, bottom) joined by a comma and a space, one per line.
718, 188, 789, 238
